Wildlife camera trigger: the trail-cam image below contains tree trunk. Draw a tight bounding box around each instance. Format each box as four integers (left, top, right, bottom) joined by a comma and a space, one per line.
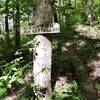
15, 3, 20, 48
5, 0, 10, 47
12, 0, 15, 29
33, 0, 53, 99
34, 0, 53, 27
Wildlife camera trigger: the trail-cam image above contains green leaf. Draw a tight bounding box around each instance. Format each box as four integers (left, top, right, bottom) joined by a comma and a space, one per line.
9, 77, 16, 83
12, 67, 17, 71
7, 84, 11, 88
17, 78, 25, 85
29, 48, 33, 52
0, 88, 7, 97
41, 67, 50, 73
94, 83, 100, 89
0, 82, 3, 87
0, 76, 8, 80
18, 70, 23, 76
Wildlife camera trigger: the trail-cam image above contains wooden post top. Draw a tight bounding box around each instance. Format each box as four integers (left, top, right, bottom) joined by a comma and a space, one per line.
21, 23, 60, 35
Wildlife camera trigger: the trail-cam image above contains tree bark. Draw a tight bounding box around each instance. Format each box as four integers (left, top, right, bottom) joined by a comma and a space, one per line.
34, 0, 53, 27
5, 0, 10, 47
33, 0, 53, 99
15, 3, 20, 48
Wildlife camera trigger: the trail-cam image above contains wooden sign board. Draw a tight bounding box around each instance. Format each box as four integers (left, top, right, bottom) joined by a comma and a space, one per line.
21, 23, 60, 34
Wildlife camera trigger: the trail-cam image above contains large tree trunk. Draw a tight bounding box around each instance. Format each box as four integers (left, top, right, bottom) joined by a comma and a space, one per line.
34, 0, 53, 27
33, 0, 53, 99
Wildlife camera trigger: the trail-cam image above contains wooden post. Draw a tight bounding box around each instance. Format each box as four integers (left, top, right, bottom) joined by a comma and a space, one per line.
32, 23, 60, 99
33, 35, 52, 99
22, 0, 60, 99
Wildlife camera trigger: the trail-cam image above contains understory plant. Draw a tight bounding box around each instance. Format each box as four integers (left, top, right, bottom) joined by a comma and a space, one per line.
53, 81, 84, 100
0, 42, 33, 98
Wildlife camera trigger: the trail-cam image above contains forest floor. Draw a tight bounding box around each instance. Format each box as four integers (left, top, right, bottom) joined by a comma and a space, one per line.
52, 24, 100, 100
1, 24, 100, 100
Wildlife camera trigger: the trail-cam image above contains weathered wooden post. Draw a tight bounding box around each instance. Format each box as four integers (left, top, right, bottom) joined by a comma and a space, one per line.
32, 0, 60, 99
22, 0, 60, 99
33, 22, 60, 100
33, 27, 60, 99
33, 35, 52, 100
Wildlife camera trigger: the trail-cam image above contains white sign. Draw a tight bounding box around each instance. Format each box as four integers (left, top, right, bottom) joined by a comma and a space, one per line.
21, 23, 60, 34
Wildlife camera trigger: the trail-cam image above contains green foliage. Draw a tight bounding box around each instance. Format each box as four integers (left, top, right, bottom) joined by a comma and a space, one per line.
0, 87, 7, 97
0, 0, 100, 99
0, 31, 33, 98
53, 81, 84, 100
16, 85, 34, 100
0, 42, 33, 98
0, 57, 24, 97
94, 81, 100, 89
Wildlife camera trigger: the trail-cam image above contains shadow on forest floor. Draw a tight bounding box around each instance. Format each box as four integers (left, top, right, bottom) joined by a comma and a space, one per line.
52, 29, 100, 90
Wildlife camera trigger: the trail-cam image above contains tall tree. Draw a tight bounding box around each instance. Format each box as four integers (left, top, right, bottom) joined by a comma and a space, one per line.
15, 2, 20, 48
5, 0, 10, 47
34, 0, 53, 27
33, 0, 53, 99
